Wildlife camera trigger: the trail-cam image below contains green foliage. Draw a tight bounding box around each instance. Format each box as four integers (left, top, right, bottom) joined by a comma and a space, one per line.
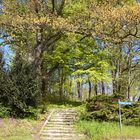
83, 95, 140, 125
0, 54, 42, 118
0, 105, 10, 118
10, 63, 42, 117
70, 36, 111, 84
0, 0, 140, 119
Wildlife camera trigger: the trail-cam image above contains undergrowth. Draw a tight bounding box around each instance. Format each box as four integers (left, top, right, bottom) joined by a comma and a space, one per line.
75, 120, 140, 140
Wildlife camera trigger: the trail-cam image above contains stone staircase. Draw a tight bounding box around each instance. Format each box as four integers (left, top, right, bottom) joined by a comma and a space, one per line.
39, 109, 85, 140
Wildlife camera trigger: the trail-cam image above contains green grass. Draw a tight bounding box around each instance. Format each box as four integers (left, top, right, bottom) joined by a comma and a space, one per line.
0, 118, 38, 140
75, 120, 140, 140
0, 110, 49, 140
47, 100, 83, 110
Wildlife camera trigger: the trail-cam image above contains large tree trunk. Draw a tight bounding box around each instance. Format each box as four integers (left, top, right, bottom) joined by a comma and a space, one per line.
77, 81, 82, 100
28, 30, 43, 75
127, 55, 131, 99
59, 68, 64, 101
112, 68, 117, 94
27, 30, 62, 102
88, 79, 92, 99
35, 47, 43, 74
94, 83, 98, 95
112, 47, 123, 96
117, 61, 122, 94
27, 30, 44, 103
101, 81, 105, 95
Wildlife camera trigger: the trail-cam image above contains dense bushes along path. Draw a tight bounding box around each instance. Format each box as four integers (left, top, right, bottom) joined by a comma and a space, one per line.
38, 109, 85, 140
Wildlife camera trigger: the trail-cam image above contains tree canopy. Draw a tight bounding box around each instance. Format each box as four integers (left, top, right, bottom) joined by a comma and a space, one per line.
0, 0, 140, 117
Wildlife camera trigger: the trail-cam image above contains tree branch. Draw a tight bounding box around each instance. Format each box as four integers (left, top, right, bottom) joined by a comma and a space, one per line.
43, 31, 62, 51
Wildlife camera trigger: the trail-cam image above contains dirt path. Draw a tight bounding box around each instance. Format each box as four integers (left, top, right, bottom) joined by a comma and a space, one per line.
39, 108, 85, 140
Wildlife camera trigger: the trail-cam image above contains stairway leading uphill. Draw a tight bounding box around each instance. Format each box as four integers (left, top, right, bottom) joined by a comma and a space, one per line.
39, 109, 85, 140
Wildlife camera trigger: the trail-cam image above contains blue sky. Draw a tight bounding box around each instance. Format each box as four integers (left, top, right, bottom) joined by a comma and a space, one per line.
0, 39, 14, 69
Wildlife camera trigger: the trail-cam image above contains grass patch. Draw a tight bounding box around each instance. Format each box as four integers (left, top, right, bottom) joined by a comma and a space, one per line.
0, 110, 49, 140
47, 100, 83, 109
0, 118, 38, 140
75, 120, 140, 140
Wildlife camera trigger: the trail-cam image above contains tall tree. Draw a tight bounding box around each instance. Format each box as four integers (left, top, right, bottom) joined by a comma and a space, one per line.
0, 0, 71, 96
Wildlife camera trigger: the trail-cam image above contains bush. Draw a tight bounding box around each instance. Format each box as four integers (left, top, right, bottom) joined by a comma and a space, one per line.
0, 105, 11, 118
84, 95, 140, 125
0, 55, 42, 118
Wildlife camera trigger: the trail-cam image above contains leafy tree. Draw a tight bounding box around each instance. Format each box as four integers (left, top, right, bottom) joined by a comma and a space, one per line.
0, 0, 140, 106
0, 51, 42, 117
0, 0, 71, 95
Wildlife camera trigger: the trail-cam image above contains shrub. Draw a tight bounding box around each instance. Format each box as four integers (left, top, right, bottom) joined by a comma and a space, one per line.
0, 105, 11, 118
84, 95, 140, 125
0, 55, 42, 118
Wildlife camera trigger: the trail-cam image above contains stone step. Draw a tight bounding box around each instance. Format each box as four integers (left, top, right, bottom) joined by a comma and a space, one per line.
41, 136, 85, 140
51, 116, 76, 119
54, 112, 76, 114
54, 113, 77, 115
49, 120, 73, 122
54, 110, 76, 112
51, 115, 75, 117
48, 121, 73, 123
53, 112, 76, 113
45, 124, 74, 127
44, 126, 74, 130
51, 116, 75, 119
44, 126, 74, 129
40, 136, 84, 140
45, 125, 73, 128
50, 118, 74, 121
39, 109, 85, 140
40, 133, 83, 137
52, 112, 75, 115
41, 129, 77, 133
40, 137, 79, 140
47, 121, 73, 125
